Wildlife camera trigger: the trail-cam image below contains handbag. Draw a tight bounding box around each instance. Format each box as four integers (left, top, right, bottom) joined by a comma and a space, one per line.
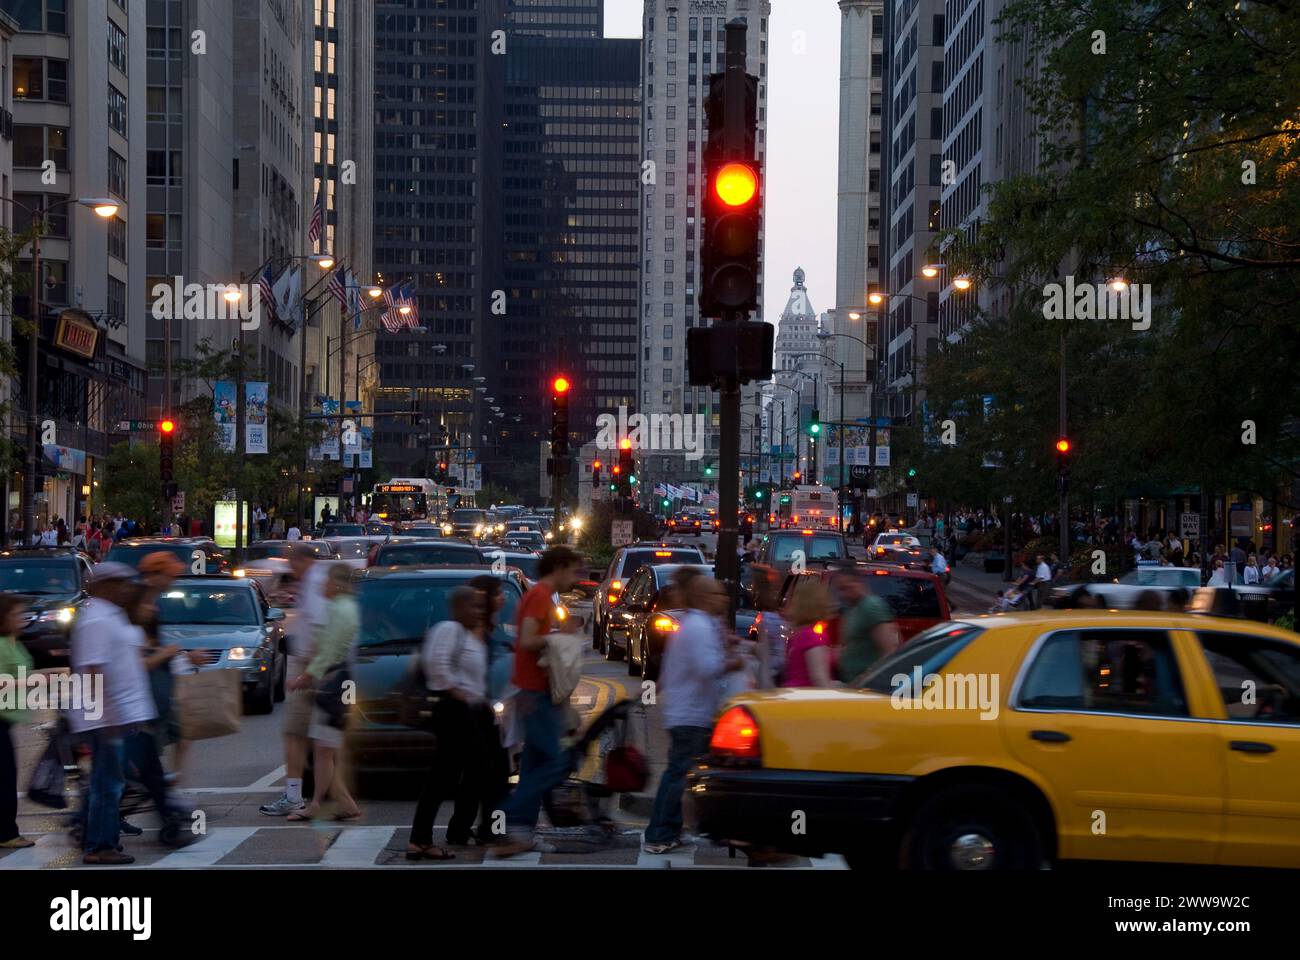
395, 625, 470, 730
176, 668, 242, 739
26, 735, 69, 809
314, 662, 351, 730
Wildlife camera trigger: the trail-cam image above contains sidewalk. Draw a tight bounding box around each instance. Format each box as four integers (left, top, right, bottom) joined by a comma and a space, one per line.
946, 565, 1007, 613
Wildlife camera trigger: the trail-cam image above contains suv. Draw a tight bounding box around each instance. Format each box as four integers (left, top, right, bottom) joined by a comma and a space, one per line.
105, 537, 230, 575
372, 538, 486, 568
778, 562, 952, 645
0, 547, 93, 667
754, 529, 848, 577
592, 542, 706, 653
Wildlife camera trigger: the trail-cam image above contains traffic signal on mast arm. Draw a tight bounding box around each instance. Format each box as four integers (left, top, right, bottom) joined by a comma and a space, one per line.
159, 418, 176, 499
1055, 437, 1071, 493
550, 375, 571, 457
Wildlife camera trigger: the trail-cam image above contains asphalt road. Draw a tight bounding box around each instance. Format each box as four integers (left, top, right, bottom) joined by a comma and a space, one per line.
2, 599, 845, 870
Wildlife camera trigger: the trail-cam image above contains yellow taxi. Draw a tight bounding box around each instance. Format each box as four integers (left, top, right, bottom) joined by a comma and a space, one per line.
688, 611, 1300, 870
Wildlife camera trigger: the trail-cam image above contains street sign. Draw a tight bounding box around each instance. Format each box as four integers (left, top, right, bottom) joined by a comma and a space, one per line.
116, 420, 159, 432
611, 520, 634, 547
171, 492, 185, 514
906, 493, 919, 507
1179, 512, 1200, 539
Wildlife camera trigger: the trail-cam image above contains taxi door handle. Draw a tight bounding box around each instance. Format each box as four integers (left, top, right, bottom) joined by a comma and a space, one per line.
1229, 740, 1275, 754
1030, 730, 1071, 743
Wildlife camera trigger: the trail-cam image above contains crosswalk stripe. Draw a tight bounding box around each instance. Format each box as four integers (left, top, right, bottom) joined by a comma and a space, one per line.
146, 826, 259, 868
0, 832, 78, 869
319, 826, 396, 868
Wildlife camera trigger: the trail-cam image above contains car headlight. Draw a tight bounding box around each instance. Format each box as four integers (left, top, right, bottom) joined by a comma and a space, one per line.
545, 531, 554, 541
441, 524, 454, 535
226, 647, 253, 661
474, 524, 484, 535
569, 518, 583, 531
38, 607, 76, 625
232, 568, 246, 578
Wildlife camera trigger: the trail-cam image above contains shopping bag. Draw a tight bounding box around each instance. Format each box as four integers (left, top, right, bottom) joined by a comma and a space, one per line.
175, 668, 242, 740
26, 736, 68, 809
539, 630, 585, 706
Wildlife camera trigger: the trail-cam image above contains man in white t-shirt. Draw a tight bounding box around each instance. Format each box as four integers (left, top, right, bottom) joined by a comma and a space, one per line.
286, 524, 301, 541
260, 545, 332, 816
69, 562, 156, 864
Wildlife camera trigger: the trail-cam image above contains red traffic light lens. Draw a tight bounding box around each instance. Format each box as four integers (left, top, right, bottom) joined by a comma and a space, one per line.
714, 163, 758, 207
619, 438, 632, 451
552, 376, 571, 395
1055, 438, 1071, 453
160, 419, 176, 434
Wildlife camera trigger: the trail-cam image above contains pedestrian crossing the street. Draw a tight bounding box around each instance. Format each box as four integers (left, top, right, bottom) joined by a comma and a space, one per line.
0, 824, 849, 870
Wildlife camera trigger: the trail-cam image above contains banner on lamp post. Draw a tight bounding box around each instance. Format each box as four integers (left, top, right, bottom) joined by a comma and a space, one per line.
214, 381, 237, 452
245, 382, 269, 454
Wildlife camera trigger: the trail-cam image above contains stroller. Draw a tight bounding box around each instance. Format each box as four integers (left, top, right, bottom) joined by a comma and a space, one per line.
32, 714, 198, 847
541, 699, 647, 845
989, 585, 1032, 613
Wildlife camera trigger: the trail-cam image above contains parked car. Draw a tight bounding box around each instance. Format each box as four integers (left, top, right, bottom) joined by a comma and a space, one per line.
106, 537, 230, 575
345, 567, 523, 786
1052, 564, 1202, 610
371, 538, 486, 568
689, 611, 1300, 870
592, 542, 706, 653
155, 575, 287, 714
0, 546, 93, 667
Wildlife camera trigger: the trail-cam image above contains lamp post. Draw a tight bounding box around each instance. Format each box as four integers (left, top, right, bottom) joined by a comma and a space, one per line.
0, 196, 118, 545
765, 382, 803, 486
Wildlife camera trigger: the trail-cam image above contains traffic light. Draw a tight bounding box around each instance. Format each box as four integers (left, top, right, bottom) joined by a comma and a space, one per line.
699, 58, 761, 318
704, 464, 714, 477
661, 498, 671, 509
1055, 438, 1071, 493
808, 409, 821, 437
905, 466, 917, 489
435, 460, 449, 484
591, 459, 602, 486
550, 375, 571, 457
159, 418, 176, 499
617, 438, 634, 496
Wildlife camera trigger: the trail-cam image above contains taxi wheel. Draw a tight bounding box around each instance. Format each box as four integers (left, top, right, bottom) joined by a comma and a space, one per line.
900, 784, 1043, 871
604, 630, 624, 662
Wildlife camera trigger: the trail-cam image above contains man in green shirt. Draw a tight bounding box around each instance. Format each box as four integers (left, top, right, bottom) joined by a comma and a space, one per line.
833, 568, 899, 684
1, 595, 36, 847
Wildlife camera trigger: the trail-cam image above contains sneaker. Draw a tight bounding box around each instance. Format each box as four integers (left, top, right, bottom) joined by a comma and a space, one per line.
119, 818, 143, 837
259, 793, 306, 817
643, 838, 690, 855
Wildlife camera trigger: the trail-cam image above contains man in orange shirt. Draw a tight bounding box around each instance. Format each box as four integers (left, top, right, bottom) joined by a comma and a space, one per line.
491, 545, 585, 856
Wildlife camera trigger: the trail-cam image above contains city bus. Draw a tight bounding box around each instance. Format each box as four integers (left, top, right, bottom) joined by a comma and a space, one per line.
369, 478, 448, 523
776, 484, 840, 530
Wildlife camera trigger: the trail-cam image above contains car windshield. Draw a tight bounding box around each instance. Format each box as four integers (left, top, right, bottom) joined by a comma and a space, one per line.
377, 544, 483, 566
622, 549, 703, 578
357, 577, 520, 647
771, 535, 845, 562
106, 544, 195, 568
1119, 567, 1200, 587
452, 510, 486, 524
494, 554, 539, 579
156, 586, 259, 626
858, 623, 983, 692
0, 559, 79, 595
865, 573, 944, 617
327, 539, 373, 559
324, 525, 365, 537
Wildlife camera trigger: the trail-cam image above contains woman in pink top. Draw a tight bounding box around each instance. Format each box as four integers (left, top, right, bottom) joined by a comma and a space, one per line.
782, 580, 838, 688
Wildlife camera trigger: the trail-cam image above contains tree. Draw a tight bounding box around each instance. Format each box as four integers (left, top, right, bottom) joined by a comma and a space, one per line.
922, 0, 1300, 512
0, 222, 44, 484
102, 441, 162, 527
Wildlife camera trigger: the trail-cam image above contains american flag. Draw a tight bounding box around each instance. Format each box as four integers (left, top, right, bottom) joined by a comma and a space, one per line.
307, 187, 324, 244
398, 282, 419, 326
327, 266, 347, 307
257, 265, 277, 326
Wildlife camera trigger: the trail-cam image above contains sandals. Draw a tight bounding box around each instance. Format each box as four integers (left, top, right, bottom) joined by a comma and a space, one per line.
333, 810, 363, 823
286, 812, 315, 822
405, 844, 455, 861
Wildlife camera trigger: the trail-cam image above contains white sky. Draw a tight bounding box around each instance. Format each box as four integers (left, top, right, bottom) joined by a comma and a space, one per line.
604, 0, 842, 330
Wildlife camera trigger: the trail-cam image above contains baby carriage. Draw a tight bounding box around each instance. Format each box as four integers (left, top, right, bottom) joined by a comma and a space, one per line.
541, 699, 647, 844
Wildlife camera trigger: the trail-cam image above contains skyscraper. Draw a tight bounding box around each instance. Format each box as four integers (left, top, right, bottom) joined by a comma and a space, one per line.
638, 0, 771, 494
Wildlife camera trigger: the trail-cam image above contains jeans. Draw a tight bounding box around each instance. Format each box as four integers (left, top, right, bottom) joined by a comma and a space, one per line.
0, 719, 18, 842
82, 729, 126, 853
500, 689, 572, 835
124, 729, 174, 822
645, 726, 712, 844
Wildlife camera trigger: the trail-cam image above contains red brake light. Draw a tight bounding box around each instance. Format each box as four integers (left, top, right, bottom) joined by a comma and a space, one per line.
813, 621, 826, 636
710, 706, 761, 761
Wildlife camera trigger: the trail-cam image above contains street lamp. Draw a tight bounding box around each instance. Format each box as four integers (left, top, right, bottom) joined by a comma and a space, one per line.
1, 195, 118, 545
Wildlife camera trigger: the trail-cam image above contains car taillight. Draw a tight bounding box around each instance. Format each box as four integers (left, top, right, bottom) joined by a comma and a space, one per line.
651, 614, 679, 633
711, 706, 761, 762
813, 620, 826, 636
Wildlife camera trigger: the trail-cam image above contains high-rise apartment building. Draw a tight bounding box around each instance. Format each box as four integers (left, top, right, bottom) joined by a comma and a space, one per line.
4, 0, 148, 527
638, 0, 771, 493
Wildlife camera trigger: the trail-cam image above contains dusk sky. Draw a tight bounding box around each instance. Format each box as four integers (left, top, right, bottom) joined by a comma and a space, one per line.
604, 0, 844, 330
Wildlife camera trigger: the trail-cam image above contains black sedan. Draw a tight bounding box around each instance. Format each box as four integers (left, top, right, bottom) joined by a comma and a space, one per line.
605, 563, 714, 681
0, 547, 93, 667
371, 538, 486, 567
